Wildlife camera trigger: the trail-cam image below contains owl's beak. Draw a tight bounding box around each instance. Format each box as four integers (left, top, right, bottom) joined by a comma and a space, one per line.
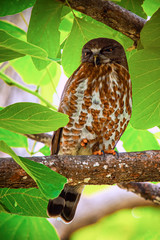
93, 55, 101, 66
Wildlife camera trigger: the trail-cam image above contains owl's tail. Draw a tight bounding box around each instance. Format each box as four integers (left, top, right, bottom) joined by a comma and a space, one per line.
47, 184, 84, 222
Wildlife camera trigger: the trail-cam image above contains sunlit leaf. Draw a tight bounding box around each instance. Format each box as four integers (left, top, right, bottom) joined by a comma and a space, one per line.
154, 131, 160, 139
0, 128, 28, 148
129, 9, 160, 129
118, 0, 147, 19
142, 0, 160, 16
0, 213, 59, 240
0, 141, 67, 199
0, 102, 69, 134
0, 30, 48, 62
39, 145, 51, 156
73, 207, 160, 240
0, 188, 47, 217
140, 9, 160, 48
27, 0, 63, 70
121, 124, 160, 151
59, 11, 73, 45
129, 49, 160, 129
0, 20, 26, 40
11, 56, 61, 86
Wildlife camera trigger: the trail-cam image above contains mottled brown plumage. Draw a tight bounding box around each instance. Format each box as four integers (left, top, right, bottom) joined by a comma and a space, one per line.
47, 38, 132, 222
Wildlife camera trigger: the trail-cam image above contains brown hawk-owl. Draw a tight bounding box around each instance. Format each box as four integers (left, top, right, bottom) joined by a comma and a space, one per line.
47, 38, 132, 222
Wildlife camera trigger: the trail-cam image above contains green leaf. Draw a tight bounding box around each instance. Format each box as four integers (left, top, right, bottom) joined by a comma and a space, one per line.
39, 62, 61, 105
142, 0, 160, 16
154, 131, 160, 140
0, 188, 47, 217
11, 56, 61, 86
0, 128, 28, 148
140, 9, 160, 48
62, 17, 132, 76
62, 18, 112, 76
19, 156, 67, 199
121, 124, 160, 151
129, 52, 160, 129
0, 213, 59, 240
0, 30, 49, 62
0, 141, 67, 199
74, 207, 160, 240
39, 145, 51, 156
0, 20, 26, 40
129, 10, 160, 129
59, 11, 73, 45
61, 5, 71, 18
0, 0, 36, 17
27, 0, 63, 70
118, 0, 147, 19
0, 102, 69, 134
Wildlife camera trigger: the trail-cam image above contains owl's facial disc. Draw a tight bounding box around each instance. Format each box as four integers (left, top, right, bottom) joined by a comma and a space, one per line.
82, 38, 128, 70
82, 47, 115, 66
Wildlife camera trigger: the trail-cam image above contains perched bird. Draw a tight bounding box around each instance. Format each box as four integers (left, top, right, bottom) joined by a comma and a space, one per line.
47, 38, 132, 222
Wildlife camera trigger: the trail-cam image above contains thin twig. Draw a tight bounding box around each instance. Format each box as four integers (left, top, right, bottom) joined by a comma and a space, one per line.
0, 72, 57, 110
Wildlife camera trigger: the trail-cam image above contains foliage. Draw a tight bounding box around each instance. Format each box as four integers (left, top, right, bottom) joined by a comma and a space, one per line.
0, 0, 160, 239
72, 207, 160, 240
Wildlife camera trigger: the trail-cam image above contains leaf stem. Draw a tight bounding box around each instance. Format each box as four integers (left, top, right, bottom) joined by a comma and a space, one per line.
19, 12, 28, 28
0, 72, 57, 110
66, 0, 87, 42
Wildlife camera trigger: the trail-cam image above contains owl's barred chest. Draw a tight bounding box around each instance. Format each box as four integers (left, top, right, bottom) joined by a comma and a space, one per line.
59, 63, 132, 155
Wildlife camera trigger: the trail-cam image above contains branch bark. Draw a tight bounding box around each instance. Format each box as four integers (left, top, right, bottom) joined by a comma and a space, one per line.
58, 0, 146, 42
50, 186, 155, 240
24, 133, 52, 147
0, 151, 160, 188
118, 182, 160, 204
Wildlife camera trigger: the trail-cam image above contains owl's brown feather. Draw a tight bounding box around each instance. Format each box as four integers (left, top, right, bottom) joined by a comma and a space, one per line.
47, 38, 132, 222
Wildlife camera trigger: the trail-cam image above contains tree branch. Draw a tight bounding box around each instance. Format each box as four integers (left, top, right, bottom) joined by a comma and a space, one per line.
24, 133, 52, 147
58, 0, 146, 42
118, 182, 160, 204
50, 186, 155, 240
0, 151, 160, 189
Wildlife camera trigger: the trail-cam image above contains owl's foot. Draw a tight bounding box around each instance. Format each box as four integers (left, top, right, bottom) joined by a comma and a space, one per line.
93, 149, 118, 157
104, 150, 116, 155
93, 150, 103, 155
81, 139, 88, 148
104, 150, 119, 158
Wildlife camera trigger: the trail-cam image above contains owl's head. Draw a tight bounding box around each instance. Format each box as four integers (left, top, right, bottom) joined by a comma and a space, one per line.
81, 38, 128, 70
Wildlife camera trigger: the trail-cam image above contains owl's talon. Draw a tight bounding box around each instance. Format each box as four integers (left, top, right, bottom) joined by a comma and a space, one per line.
81, 139, 88, 147
83, 139, 88, 143
104, 150, 116, 155
81, 142, 85, 147
104, 150, 119, 158
93, 150, 103, 155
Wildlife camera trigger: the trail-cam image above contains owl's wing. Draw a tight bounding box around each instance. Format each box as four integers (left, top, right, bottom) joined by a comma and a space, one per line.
51, 65, 81, 155
51, 128, 63, 154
